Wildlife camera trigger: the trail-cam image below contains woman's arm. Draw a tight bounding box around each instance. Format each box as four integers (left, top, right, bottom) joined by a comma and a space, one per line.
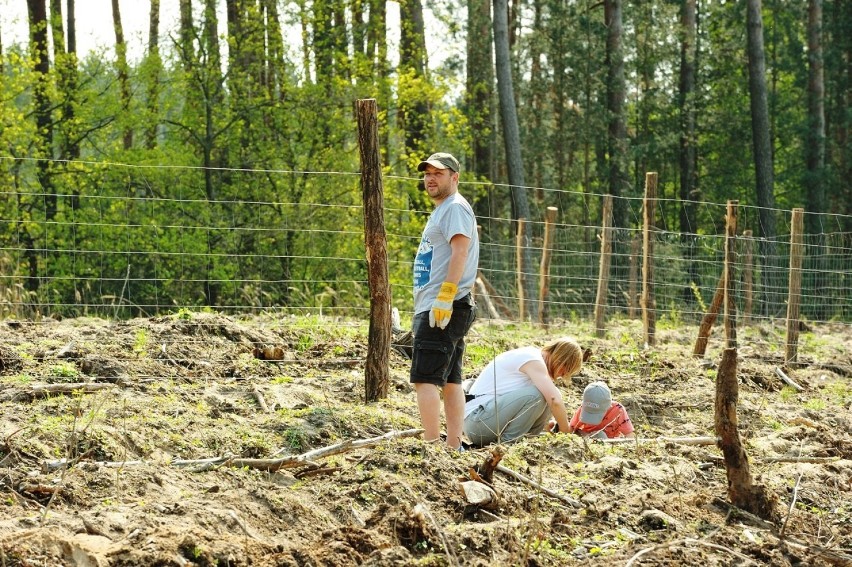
520, 359, 571, 433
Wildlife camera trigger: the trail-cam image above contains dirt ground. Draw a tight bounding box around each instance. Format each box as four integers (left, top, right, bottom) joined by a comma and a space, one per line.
0, 312, 850, 566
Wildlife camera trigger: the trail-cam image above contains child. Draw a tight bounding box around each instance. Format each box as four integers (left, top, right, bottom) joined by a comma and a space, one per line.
566, 381, 634, 439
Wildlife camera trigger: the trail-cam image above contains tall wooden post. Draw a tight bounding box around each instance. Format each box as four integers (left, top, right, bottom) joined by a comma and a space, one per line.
715, 199, 775, 520
538, 207, 557, 326
785, 208, 804, 365
628, 235, 640, 319
357, 99, 390, 402
723, 201, 738, 347
641, 173, 658, 347
594, 195, 614, 338
742, 230, 754, 325
516, 217, 527, 322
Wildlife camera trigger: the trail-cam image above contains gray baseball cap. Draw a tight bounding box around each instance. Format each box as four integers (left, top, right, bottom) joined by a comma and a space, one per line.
417, 152, 460, 172
579, 381, 612, 425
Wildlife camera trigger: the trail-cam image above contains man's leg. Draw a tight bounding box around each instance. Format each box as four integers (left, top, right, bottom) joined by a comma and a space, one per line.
414, 382, 442, 442
443, 382, 465, 449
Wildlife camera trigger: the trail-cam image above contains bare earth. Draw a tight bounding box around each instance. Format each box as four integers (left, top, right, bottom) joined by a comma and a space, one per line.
0, 313, 850, 566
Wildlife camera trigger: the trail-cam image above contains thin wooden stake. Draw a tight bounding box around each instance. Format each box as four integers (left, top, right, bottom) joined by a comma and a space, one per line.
594, 195, 613, 338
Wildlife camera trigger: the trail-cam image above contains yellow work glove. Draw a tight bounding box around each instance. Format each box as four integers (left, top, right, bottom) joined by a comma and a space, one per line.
429, 281, 457, 329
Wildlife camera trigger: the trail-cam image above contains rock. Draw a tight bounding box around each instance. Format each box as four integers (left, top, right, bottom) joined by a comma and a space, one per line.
638, 508, 681, 531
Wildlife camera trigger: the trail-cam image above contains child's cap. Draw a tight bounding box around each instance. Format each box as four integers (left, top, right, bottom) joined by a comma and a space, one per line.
580, 381, 612, 425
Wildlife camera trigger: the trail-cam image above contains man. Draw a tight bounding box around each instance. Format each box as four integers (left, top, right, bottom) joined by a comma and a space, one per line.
411, 152, 479, 450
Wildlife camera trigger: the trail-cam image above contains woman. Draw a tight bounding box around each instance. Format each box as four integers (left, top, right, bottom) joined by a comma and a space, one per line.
463, 336, 583, 446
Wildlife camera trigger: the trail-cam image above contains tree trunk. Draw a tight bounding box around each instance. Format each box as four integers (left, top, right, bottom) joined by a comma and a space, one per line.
604, 0, 628, 231
178, 0, 194, 69
367, 0, 389, 159
399, 0, 429, 155
679, 0, 699, 306
746, 0, 779, 314
494, 0, 534, 320
65, 0, 79, 161
466, 0, 495, 184
27, 0, 54, 222
145, 0, 161, 149
805, 0, 826, 319
111, 0, 133, 150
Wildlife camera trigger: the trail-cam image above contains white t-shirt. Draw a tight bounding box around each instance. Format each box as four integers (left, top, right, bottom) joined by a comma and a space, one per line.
464, 346, 544, 418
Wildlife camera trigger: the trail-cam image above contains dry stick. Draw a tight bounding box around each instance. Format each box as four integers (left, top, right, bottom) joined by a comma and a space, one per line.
252, 385, 271, 413
516, 217, 527, 322
594, 195, 613, 338
495, 464, 581, 508
477, 271, 514, 318
785, 208, 805, 365
763, 456, 838, 464
413, 502, 459, 567
780, 471, 803, 538
597, 436, 717, 446
475, 277, 500, 320
693, 273, 725, 357
713, 498, 852, 567
625, 537, 760, 567
628, 235, 640, 319
538, 206, 558, 326
641, 172, 658, 347
774, 367, 804, 391
742, 230, 754, 325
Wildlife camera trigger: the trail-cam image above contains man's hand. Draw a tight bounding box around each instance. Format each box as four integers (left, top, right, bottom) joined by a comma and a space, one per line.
429, 281, 457, 329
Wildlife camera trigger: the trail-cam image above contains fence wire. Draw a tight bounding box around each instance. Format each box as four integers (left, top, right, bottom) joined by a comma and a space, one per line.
0, 159, 850, 338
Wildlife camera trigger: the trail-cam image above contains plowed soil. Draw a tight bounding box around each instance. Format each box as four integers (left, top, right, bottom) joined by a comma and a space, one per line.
1, 313, 850, 566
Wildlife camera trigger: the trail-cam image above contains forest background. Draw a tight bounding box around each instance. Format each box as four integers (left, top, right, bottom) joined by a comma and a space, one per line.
0, 0, 850, 322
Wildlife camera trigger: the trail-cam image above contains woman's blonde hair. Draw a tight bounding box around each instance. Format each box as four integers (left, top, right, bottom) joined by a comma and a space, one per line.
542, 336, 583, 379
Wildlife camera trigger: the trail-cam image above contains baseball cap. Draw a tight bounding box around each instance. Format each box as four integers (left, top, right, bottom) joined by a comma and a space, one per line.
417, 152, 460, 173
579, 381, 612, 425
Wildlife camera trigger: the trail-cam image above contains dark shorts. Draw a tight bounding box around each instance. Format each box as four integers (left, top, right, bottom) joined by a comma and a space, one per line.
409, 295, 476, 387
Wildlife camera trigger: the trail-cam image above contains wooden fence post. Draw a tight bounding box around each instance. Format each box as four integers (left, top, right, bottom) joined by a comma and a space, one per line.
724, 201, 738, 347
516, 217, 527, 322
742, 230, 754, 325
594, 195, 614, 338
785, 208, 805, 365
715, 198, 774, 519
642, 173, 658, 347
538, 207, 558, 326
356, 99, 390, 402
628, 235, 640, 318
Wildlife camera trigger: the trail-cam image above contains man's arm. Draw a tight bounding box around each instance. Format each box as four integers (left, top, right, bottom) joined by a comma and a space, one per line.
445, 234, 471, 286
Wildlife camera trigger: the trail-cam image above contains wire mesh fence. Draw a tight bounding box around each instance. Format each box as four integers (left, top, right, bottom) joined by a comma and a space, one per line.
1, 158, 850, 340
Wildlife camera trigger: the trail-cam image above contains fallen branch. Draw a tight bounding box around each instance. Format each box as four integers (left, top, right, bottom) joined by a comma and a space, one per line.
495, 464, 581, 508
712, 497, 852, 566
763, 456, 839, 464
775, 367, 804, 391
238, 428, 425, 471
252, 385, 271, 413
597, 436, 718, 446
626, 537, 760, 566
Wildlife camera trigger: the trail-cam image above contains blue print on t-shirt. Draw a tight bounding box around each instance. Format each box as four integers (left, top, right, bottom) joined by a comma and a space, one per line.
413, 237, 433, 290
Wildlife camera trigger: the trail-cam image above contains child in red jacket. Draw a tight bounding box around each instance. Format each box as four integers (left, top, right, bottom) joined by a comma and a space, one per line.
567, 381, 634, 439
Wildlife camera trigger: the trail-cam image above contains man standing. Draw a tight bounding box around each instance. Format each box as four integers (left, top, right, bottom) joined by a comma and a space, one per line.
411, 152, 479, 450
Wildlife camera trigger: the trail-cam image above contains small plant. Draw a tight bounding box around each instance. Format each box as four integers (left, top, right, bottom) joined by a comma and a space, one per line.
48, 362, 80, 382
133, 328, 148, 357
174, 308, 193, 321
283, 427, 308, 452
779, 386, 799, 403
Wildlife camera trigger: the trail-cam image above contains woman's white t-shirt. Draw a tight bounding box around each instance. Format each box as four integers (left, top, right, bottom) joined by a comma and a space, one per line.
464, 346, 544, 418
